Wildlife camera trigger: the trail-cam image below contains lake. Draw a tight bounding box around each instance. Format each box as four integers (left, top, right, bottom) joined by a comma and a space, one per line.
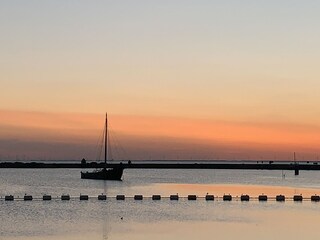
1, 168, 320, 239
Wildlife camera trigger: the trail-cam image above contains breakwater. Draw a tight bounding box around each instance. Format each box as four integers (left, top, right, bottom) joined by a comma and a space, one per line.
0, 161, 319, 171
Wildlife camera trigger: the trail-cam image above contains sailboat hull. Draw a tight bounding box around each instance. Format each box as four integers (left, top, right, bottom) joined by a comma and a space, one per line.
81, 167, 123, 180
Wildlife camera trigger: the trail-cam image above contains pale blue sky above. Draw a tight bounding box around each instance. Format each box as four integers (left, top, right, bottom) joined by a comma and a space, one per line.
1, 0, 320, 123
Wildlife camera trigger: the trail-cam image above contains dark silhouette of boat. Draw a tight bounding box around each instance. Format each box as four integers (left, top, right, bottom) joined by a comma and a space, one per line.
81, 113, 123, 180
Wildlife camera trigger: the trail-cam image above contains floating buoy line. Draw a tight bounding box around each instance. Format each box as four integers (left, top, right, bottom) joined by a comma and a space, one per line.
1, 194, 319, 202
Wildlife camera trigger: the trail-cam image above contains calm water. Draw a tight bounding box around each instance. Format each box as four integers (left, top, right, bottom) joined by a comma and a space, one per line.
1, 168, 320, 239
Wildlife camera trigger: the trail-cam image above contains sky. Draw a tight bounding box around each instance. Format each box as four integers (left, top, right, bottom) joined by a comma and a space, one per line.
1, 1, 320, 161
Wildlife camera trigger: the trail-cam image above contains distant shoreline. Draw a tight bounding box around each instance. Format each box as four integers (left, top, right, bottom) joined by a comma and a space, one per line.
0, 161, 319, 171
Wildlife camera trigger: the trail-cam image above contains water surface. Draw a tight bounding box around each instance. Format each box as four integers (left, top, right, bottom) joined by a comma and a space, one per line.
0, 168, 319, 239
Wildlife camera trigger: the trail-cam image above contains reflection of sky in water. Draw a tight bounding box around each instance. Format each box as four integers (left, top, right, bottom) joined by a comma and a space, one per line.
157, 183, 320, 197
2, 200, 320, 240
1, 169, 320, 239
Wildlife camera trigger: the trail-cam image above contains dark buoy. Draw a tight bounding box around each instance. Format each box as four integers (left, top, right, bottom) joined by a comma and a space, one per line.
24, 195, 33, 201
134, 195, 143, 200
5, 195, 14, 201
98, 194, 107, 200
241, 194, 250, 201
205, 194, 214, 201
116, 195, 125, 200
258, 195, 268, 201
80, 194, 89, 200
188, 195, 197, 200
170, 194, 179, 200
43, 195, 52, 201
223, 194, 232, 201
276, 195, 285, 202
152, 195, 161, 200
293, 195, 303, 202
61, 194, 70, 201
311, 195, 320, 202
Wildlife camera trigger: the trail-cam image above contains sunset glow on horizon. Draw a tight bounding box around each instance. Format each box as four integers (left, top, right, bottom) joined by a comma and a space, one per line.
1, 1, 320, 160
0, 110, 319, 161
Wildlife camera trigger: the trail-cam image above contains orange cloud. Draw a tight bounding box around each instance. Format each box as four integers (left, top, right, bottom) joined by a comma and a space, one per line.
0, 110, 320, 160
111, 115, 320, 149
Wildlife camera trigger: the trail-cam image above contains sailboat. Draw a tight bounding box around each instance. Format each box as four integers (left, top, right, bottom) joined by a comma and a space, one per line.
81, 113, 123, 180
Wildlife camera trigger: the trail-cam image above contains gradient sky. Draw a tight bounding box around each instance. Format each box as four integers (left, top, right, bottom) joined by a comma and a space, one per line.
1, 1, 320, 160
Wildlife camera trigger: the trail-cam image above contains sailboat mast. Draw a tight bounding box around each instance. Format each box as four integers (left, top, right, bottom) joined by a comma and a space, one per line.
105, 113, 108, 168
